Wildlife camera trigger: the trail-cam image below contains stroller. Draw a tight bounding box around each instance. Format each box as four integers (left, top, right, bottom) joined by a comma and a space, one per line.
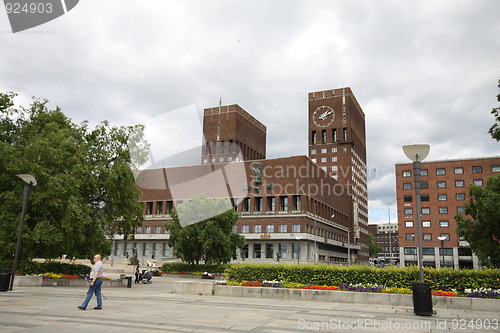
142, 270, 153, 284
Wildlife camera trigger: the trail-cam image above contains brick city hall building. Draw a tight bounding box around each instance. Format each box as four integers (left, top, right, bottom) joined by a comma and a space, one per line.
396, 156, 500, 269
112, 87, 369, 264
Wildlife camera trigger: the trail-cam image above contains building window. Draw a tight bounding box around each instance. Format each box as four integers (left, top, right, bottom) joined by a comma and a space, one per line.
404, 208, 413, 215
292, 195, 301, 210
437, 181, 446, 188
255, 197, 262, 212
311, 158, 317, 163
403, 183, 412, 190
457, 206, 465, 214
438, 194, 447, 201
438, 207, 448, 214
421, 207, 430, 215
156, 201, 163, 215
253, 243, 262, 258
242, 198, 250, 212
405, 233, 415, 241
321, 157, 327, 163
267, 224, 274, 233
473, 179, 483, 186
472, 166, 482, 174
267, 197, 275, 211
405, 221, 414, 228
332, 157, 337, 162
423, 233, 432, 241
311, 149, 317, 154
423, 247, 435, 255
440, 248, 453, 255
266, 243, 274, 259
279, 243, 288, 259
241, 225, 249, 233
440, 233, 450, 241
440, 220, 449, 227
422, 221, 431, 228
332, 129, 337, 143
145, 202, 153, 215
322, 130, 327, 144
280, 196, 288, 211
292, 224, 300, 233
492, 165, 500, 172
155, 226, 162, 234
279, 224, 287, 233
455, 180, 464, 188
332, 147, 337, 153
145, 226, 151, 234
254, 225, 262, 233
135, 226, 142, 234
343, 128, 347, 141
421, 169, 428, 176
403, 170, 411, 178
404, 247, 416, 255
436, 168, 446, 175
420, 194, 429, 202
456, 193, 466, 201
454, 167, 464, 174
311, 131, 317, 145
403, 195, 412, 202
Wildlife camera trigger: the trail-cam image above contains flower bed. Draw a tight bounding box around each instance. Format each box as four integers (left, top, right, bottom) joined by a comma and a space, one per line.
221, 281, 500, 299
42, 272, 111, 280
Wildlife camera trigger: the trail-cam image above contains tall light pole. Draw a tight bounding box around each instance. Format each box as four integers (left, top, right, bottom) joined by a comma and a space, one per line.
347, 230, 351, 266
402, 144, 432, 316
9, 174, 37, 291
437, 236, 446, 268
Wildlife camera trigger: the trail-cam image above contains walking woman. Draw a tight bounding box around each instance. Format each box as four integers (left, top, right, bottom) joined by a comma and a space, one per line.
77, 254, 104, 310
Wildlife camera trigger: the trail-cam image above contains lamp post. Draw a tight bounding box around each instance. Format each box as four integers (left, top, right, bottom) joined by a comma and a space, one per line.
9, 174, 37, 291
437, 236, 446, 268
402, 144, 433, 316
347, 230, 351, 266
295, 236, 301, 264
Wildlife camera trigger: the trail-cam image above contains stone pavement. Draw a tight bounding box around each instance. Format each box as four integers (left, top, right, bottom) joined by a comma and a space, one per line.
0, 275, 499, 333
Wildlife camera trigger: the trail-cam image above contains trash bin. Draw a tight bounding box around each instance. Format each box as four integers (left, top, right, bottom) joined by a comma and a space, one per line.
0, 269, 12, 292
126, 276, 132, 288
412, 282, 433, 316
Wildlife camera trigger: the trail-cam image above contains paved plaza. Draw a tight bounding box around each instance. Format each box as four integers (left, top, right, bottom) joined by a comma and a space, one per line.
1, 275, 499, 332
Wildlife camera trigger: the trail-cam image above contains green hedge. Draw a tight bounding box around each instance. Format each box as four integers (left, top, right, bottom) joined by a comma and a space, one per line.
17, 260, 91, 276
161, 262, 229, 274
224, 263, 500, 291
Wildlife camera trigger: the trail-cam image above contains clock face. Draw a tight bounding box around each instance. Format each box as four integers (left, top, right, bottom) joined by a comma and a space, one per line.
313, 106, 335, 127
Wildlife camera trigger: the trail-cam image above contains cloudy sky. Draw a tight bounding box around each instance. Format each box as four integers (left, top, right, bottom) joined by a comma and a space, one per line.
1, 0, 499, 225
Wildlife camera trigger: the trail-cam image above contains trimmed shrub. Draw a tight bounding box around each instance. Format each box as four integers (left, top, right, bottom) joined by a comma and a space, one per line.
161, 262, 229, 274
17, 260, 91, 276
224, 263, 500, 291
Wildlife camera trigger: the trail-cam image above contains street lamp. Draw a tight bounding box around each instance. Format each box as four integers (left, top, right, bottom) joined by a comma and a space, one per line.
295, 236, 301, 264
9, 174, 37, 291
347, 230, 351, 266
437, 236, 446, 268
402, 144, 433, 316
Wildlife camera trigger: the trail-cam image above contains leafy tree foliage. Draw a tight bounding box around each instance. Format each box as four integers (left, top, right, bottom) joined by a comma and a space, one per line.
0, 92, 148, 265
166, 194, 245, 265
488, 79, 500, 141
368, 233, 383, 256
455, 176, 500, 268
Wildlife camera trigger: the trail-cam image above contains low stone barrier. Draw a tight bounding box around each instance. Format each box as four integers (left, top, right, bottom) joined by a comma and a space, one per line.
13, 276, 129, 288
171, 281, 500, 312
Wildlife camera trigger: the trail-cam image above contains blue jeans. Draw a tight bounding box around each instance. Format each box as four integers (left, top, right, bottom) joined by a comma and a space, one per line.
81, 278, 103, 309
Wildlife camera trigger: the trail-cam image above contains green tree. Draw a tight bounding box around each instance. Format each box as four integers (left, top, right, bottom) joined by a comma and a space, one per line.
455, 176, 500, 268
0, 92, 148, 265
166, 194, 245, 265
368, 233, 383, 256
488, 79, 500, 141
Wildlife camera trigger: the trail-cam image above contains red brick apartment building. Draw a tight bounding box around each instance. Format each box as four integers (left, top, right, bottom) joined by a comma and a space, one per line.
112, 88, 368, 264
396, 157, 500, 269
